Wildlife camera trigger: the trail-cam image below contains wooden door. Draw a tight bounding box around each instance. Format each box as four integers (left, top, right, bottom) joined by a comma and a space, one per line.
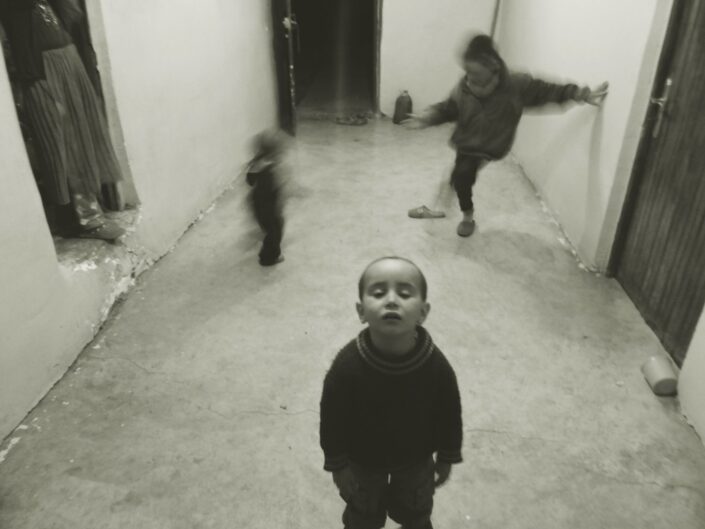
611, 0, 705, 366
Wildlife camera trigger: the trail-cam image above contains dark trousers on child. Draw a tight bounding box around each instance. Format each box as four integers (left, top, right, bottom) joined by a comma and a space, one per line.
449, 152, 489, 213
252, 195, 283, 265
340, 456, 435, 529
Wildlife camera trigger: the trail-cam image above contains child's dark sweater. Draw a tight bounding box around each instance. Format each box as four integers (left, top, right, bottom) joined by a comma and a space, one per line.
425, 71, 584, 159
246, 160, 279, 202
320, 326, 463, 473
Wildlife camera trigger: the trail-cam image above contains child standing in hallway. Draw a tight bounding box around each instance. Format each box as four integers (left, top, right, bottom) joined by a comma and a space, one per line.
245, 130, 287, 266
320, 256, 463, 529
404, 34, 608, 237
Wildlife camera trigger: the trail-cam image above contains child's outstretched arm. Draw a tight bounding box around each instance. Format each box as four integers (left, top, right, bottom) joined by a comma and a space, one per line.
517, 73, 609, 108
400, 111, 438, 130
577, 81, 609, 106
402, 90, 460, 130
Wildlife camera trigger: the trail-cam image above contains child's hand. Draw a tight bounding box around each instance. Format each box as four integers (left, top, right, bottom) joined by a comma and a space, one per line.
581, 81, 609, 106
401, 113, 429, 130
434, 459, 452, 486
332, 466, 358, 499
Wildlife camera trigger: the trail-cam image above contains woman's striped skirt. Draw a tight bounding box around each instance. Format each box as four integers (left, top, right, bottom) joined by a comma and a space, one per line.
22, 43, 122, 206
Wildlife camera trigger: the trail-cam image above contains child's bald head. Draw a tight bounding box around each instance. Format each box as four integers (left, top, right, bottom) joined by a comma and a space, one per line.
358, 257, 428, 301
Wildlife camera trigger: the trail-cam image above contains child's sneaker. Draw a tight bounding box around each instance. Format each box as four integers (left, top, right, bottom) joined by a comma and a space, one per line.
457, 210, 475, 237
456, 219, 475, 237
260, 255, 285, 267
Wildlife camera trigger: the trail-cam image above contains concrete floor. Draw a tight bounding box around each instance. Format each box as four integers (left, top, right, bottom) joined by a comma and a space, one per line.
1, 119, 704, 528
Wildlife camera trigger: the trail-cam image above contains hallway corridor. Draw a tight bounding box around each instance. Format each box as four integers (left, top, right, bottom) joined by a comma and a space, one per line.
1, 119, 704, 528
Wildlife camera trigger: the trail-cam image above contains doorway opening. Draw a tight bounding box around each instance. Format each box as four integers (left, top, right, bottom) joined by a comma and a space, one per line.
1, 0, 138, 248
292, 0, 378, 118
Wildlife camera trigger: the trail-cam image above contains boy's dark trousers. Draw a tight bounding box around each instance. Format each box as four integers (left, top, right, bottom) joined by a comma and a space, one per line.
339, 456, 435, 529
252, 194, 283, 265
450, 152, 490, 212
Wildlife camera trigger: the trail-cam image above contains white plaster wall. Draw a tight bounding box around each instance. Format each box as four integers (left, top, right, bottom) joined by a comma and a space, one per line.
0, 60, 118, 439
380, 0, 495, 116
681, 317, 705, 444
0, 62, 58, 432
95, 0, 277, 255
495, 0, 672, 271
1, 0, 276, 439
495, 0, 705, 445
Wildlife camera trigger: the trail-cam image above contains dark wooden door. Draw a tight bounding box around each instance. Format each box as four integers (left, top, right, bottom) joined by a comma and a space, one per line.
611, 0, 705, 366
271, 0, 297, 135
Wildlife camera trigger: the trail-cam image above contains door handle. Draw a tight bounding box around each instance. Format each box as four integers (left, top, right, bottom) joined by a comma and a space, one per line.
282, 16, 295, 30
650, 77, 672, 139
282, 15, 300, 52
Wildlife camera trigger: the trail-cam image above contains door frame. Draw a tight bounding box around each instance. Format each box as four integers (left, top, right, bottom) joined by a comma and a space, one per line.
373, 0, 383, 115
607, 0, 686, 274
271, 0, 296, 134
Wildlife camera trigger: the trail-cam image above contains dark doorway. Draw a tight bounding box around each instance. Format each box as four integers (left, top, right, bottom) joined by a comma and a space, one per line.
609, 0, 705, 366
292, 0, 377, 117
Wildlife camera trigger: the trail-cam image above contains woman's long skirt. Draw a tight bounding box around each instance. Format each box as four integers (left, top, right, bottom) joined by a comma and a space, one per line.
22, 43, 122, 224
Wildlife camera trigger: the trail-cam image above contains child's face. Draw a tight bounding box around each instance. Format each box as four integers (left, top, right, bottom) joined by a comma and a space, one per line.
356, 260, 430, 338
464, 60, 499, 98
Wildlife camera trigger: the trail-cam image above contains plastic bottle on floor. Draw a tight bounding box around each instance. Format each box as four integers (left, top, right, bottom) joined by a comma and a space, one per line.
393, 90, 413, 124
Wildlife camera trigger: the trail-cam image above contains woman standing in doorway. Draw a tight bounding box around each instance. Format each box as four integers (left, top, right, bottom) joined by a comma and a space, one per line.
1, 0, 124, 241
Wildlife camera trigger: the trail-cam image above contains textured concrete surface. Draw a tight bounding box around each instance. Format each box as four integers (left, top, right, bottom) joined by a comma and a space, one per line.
1, 119, 704, 528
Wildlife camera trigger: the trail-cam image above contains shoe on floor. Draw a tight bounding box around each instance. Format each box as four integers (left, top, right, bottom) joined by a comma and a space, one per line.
77, 221, 125, 242
408, 205, 446, 219
335, 115, 367, 126
456, 219, 475, 237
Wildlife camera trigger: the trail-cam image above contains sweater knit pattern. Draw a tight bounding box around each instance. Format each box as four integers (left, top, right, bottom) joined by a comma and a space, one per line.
355, 327, 434, 375
320, 326, 463, 472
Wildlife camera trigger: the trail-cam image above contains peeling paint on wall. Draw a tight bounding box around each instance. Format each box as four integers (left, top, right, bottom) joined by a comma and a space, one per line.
536, 192, 600, 275
0, 437, 21, 464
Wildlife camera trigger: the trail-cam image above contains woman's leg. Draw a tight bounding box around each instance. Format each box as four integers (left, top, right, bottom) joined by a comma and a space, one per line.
32, 46, 124, 241
22, 80, 71, 207
71, 191, 104, 229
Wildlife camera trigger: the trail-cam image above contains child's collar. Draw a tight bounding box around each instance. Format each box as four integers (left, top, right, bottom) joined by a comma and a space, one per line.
355, 326, 434, 375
